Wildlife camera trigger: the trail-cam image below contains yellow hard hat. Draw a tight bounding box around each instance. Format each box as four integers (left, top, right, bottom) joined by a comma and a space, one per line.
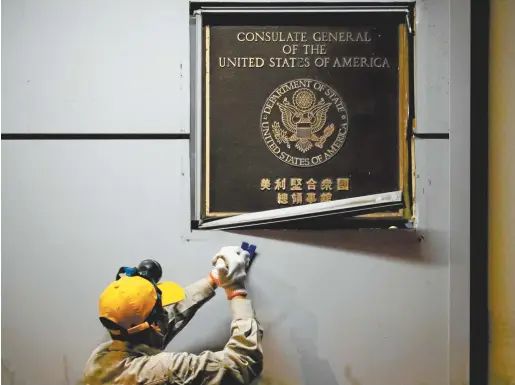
98, 275, 185, 335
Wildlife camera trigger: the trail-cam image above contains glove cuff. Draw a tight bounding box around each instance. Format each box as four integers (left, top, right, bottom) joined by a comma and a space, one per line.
225, 287, 248, 300
209, 271, 220, 287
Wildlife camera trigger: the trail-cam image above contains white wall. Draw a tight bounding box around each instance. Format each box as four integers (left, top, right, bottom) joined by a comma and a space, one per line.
1, 1, 470, 384
1, 0, 190, 134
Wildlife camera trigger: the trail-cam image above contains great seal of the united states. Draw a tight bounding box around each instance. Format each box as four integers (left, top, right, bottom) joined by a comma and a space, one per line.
260, 78, 349, 168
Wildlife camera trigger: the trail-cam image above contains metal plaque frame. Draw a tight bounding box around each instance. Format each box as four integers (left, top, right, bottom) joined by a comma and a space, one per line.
190, 4, 415, 230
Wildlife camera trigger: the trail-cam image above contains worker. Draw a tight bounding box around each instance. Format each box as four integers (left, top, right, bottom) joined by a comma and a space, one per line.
83, 245, 263, 385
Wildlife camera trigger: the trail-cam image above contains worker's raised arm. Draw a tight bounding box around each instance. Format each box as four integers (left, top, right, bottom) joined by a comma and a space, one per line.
146, 246, 264, 384
161, 245, 256, 348
161, 276, 218, 348
156, 296, 263, 385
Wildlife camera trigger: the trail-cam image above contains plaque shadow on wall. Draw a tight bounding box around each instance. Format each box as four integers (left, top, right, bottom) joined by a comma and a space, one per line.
228, 227, 436, 265
190, 3, 416, 231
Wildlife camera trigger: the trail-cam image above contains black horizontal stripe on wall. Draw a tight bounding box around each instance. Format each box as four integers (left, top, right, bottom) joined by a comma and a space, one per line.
1, 133, 191, 140
413, 133, 450, 139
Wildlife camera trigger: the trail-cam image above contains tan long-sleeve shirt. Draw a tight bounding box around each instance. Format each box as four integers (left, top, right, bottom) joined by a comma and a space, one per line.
83, 278, 264, 385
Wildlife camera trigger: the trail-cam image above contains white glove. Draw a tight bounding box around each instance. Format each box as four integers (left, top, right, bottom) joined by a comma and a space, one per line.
210, 246, 251, 299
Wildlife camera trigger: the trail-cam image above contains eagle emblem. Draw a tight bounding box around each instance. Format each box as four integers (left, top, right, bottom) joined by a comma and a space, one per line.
272, 88, 335, 153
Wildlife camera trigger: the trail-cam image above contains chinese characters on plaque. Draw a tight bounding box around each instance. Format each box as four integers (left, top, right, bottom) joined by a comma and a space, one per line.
260, 177, 350, 205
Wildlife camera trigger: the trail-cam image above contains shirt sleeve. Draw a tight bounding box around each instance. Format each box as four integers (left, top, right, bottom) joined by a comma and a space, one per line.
149, 298, 264, 385
162, 277, 217, 348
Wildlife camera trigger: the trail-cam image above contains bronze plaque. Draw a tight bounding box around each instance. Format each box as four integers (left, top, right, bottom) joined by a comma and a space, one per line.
200, 12, 411, 220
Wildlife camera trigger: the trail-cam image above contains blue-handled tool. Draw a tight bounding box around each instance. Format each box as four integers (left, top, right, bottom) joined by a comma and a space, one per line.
241, 241, 257, 260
